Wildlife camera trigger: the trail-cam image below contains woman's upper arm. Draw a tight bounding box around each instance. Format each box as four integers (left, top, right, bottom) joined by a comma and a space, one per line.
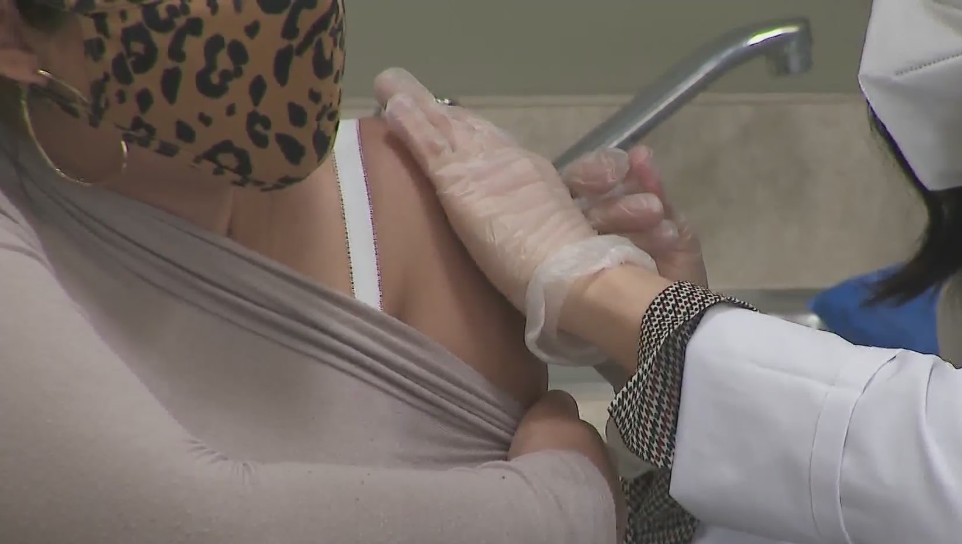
0, 212, 614, 544
669, 307, 962, 544
360, 117, 547, 407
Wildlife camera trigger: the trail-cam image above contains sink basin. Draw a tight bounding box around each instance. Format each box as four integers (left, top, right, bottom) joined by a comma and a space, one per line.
549, 287, 829, 389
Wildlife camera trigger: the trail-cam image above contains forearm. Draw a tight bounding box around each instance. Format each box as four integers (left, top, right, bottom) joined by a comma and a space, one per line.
6, 441, 615, 544
3, 414, 616, 544
561, 267, 756, 542
560, 265, 672, 375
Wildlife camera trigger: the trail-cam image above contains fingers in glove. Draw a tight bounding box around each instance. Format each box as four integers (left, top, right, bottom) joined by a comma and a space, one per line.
627, 145, 669, 209
562, 148, 630, 197
375, 67, 452, 131
620, 220, 683, 255
624, 147, 705, 255
376, 68, 459, 148
374, 67, 436, 106
381, 93, 454, 176
585, 192, 665, 233
377, 68, 519, 163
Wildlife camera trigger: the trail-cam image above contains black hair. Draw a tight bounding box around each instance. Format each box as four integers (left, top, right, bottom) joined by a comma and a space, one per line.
0, 0, 68, 131
868, 106, 962, 304
14, 0, 67, 32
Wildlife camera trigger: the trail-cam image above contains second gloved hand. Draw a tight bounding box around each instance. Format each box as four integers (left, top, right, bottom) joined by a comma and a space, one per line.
374, 68, 655, 366
563, 146, 708, 287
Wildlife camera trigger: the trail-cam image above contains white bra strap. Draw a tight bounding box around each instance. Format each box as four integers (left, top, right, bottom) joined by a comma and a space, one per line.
333, 119, 382, 310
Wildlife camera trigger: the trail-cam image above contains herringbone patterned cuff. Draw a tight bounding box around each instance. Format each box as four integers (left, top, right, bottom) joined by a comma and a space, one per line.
608, 281, 754, 544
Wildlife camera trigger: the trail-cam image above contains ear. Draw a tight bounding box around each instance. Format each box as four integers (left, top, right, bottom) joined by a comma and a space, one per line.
0, 0, 43, 84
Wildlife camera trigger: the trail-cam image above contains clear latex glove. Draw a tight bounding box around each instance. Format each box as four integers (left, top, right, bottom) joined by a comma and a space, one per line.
566, 146, 708, 287
374, 68, 655, 366
560, 147, 635, 212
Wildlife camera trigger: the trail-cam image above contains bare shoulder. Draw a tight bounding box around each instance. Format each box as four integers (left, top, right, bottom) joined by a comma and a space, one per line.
357, 117, 547, 408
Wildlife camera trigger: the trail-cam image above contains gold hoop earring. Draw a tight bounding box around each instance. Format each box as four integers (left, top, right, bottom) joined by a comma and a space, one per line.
21, 69, 128, 187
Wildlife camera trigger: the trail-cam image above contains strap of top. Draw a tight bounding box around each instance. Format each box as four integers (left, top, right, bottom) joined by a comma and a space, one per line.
333, 119, 382, 311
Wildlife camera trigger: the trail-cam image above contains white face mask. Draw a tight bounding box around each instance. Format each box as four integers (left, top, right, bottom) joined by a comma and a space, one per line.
859, 0, 962, 191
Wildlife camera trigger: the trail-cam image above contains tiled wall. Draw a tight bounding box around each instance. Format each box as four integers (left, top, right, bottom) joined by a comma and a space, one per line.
346, 93, 925, 291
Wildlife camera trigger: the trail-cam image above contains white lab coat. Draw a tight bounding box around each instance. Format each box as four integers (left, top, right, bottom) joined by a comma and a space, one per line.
612, 306, 962, 544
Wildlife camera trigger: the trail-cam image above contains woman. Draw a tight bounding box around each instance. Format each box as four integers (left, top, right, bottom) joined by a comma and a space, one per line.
0, 0, 667, 541
375, 0, 962, 542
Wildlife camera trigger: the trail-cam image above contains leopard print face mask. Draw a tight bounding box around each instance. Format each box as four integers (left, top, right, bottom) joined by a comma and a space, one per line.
33, 0, 345, 190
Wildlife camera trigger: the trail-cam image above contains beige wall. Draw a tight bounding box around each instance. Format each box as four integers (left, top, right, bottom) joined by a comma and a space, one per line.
342, 0, 873, 99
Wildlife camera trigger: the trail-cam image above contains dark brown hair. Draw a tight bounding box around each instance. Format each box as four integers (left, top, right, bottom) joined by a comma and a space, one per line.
869, 106, 962, 303
14, 0, 67, 31
0, 1, 69, 131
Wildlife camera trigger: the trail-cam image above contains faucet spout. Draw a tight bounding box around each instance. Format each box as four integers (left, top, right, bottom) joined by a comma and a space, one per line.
553, 18, 812, 171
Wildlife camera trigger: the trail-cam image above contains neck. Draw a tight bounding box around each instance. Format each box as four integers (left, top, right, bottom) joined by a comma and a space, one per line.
101, 148, 237, 236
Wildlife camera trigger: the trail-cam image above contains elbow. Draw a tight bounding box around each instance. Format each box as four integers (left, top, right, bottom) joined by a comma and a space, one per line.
839, 352, 962, 543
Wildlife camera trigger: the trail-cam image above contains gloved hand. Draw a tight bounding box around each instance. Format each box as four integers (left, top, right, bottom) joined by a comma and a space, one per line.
374, 67, 656, 366
563, 146, 708, 286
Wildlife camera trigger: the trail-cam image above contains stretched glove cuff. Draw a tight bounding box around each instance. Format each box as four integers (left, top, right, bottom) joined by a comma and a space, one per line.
524, 235, 656, 366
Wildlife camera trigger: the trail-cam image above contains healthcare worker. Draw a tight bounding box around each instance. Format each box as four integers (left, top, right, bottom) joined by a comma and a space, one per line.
372, 0, 962, 542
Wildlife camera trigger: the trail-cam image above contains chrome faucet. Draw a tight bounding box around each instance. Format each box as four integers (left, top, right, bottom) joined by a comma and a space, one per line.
553, 18, 813, 171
